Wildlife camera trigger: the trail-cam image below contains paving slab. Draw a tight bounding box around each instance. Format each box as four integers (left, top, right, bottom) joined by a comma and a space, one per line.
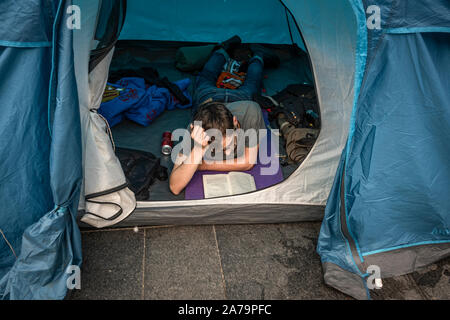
215, 223, 351, 300
69, 229, 144, 300
408, 256, 450, 300
143, 226, 225, 300
369, 275, 424, 300
370, 257, 450, 300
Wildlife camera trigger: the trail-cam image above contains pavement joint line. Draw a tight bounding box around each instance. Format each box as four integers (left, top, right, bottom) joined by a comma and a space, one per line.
142, 229, 146, 300
405, 273, 431, 300
213, 225, 228, 300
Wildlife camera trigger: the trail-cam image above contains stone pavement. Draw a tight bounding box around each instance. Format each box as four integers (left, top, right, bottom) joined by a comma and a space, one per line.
68, 223, 450, 300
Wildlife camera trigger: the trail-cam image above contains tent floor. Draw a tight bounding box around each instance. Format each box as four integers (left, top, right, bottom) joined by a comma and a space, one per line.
109, 41, 315, 201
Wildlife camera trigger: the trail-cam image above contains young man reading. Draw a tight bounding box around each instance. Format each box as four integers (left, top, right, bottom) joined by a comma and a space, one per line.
169, 38, 279, 195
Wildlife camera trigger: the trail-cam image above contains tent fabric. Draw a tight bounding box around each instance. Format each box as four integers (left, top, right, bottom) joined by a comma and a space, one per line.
72, 3, 137, 229
317, 0, 450, 299
284, 6, 307, 52
0, 0, 83, 299
119, 0, 303, 47
0, 46, 54, 298
378, 0, 450, 29
276, 0, 357, 204
0, 1, 56, 46
81, 53, 136, 230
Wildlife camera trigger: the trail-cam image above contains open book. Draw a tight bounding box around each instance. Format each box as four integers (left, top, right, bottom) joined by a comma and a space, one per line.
203, 172, 257, 199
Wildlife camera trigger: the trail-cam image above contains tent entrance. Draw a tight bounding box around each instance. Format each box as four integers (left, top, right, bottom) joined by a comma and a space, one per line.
103, 39, 320, 202
79, 0, 332, 228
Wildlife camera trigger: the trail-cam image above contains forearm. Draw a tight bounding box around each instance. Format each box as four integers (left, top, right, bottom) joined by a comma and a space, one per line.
169, 146, 204, 195
169, 163, 199, 195
198, 159, 254, 172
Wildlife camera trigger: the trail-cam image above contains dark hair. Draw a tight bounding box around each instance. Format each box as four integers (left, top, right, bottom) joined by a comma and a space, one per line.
192, 102, 235, 135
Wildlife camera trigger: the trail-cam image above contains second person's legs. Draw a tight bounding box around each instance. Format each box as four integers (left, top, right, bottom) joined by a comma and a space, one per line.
238, 56, 264, 98
193, 49, 230, 110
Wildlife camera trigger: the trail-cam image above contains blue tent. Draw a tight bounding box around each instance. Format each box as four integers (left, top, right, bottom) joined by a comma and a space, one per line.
0, 0, 448, 300
0, 0, 82, 299
317, 0, 450, 299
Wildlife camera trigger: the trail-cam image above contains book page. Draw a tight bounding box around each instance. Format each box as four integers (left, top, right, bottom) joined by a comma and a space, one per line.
227, 172, 257, 196
203, 174, 232, 199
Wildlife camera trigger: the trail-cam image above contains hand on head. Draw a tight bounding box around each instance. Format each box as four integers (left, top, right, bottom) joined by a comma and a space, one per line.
190, 124, 210, 148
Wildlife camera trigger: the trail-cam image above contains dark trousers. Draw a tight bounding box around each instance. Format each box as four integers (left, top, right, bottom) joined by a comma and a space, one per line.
192, 48, 264, 114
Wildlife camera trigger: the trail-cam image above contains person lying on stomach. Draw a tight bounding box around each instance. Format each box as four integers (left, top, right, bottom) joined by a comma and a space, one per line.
169, 37, 279, 195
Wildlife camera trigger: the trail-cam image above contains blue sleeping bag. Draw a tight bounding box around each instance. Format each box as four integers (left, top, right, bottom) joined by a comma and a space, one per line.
99, 77, 192, 127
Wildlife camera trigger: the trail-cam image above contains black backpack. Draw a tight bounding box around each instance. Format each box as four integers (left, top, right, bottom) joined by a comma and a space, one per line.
254, 84, 320, 129
115, 147, 168, 201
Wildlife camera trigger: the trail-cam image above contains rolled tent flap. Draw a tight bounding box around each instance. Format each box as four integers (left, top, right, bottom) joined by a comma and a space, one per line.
80, 49, 136, 229
74, 0, 136, 229
81, 114, 137, 228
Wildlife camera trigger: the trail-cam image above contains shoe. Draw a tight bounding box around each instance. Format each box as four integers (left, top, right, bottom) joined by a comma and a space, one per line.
232, 44, 253, 64
250, 44, 280, 68
220, 35, 242, 54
